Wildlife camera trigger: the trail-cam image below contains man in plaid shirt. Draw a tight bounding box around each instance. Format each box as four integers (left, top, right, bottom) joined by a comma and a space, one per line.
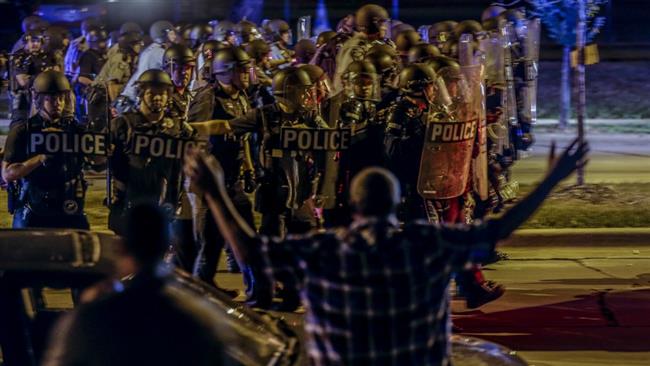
185, 138, 588, 365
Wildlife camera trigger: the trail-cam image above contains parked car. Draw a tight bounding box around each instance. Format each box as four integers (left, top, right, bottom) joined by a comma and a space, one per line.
0, 229, 527, 366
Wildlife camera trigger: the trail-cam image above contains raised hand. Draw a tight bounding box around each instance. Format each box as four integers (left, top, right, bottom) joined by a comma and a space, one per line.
547, 137, 590, 183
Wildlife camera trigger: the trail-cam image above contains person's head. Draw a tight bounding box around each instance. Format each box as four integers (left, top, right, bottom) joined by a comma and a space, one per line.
299, 64, 331, 104
150, 20, 177, 45
364, 48, 399, 91
407, 43, 441, 64
43, 26, 71, 53
342, 60, 380, 101
211, 46, 253, 90
394, 29, 423, 62
22, 15, 48, 33
32, 70, 70, 120
355, 4, 389, 39
272, 67, 317, 114
294, 39, 316, 64
213, 20, 237, 45
24, 31, 43, 53
189, 23, 213, 50
267, 19, 292, 45
245, 39, 271, 67
236, 20, 261, 45
85, 27, 108, 51
398, 63, 441, 105
80, 18, 102, 37
349, 167, 400, 218
163, 44, 196, 89
124, 203, 170, 271
135, 69, 174, 114
428, 21, 457, 49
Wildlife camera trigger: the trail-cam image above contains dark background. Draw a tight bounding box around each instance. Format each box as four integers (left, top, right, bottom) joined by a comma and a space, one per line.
1, 0, 648, 58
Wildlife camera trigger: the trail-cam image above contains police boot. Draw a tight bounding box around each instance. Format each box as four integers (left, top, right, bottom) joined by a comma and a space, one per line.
457, 268, 505, 309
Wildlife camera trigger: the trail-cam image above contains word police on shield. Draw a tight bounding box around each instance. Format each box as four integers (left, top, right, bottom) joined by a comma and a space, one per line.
429, 120, 477, 143
131, 134, 208, 159
281, 127, 351, 151
29, 132, 108, 155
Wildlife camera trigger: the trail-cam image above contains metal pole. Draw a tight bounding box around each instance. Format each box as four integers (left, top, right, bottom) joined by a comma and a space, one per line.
576, 0, 587, 185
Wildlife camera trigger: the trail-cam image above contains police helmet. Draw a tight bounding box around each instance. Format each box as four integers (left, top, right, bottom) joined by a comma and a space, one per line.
86, 27, 108, 44
425, 55, 460, 73
24, 30, 43, 43
213, 20, 236, 42
408, 43, 441, 63
236, 20, 260, 43
120, 22, 143, 36
355, 4, 389, 35
211, 46, 251, 75
163, 44, 196, 69
135, 69, 174, 90
81, 18, 102, 35
33, 70, 71, 94
365, 49, 397, 74
189, 23, 213, 49
390, 22, 415, 42
150, 20, 175, 43
398, 63, 437, 94
22, 16, 48, 33
294, 39, 316, 63
429, 21, 457, 44
272, 66, 312, 96
316, 31, 337, 47
245, 39, 271, 62
267, 19, 290, 41
395, 29, 423, 55
454, 20, 484, 39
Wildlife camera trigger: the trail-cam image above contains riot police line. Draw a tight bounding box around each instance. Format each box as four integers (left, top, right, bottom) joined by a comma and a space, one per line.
1, 3, 540, 309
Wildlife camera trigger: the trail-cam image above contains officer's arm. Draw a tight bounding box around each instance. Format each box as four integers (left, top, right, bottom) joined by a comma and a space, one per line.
2, 156, 47, 182
185, 151, 257, 264
492, 138, 589, 240
188, 120, 232, 135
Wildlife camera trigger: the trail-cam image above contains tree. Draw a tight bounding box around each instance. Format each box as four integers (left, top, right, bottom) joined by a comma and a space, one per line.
528, 0, 607, 129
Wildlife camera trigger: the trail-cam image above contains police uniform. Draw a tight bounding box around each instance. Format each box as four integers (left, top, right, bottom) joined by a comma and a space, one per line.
120, 42, 166, 103
9, 49, 53, 123
108, 111, 178, 235
187, 83, 256, 287
75, 48, 107, 123
3, 115, 89, 229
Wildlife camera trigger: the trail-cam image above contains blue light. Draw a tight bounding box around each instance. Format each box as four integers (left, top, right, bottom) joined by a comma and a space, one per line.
284, 0, 290, 22
232, 0, 264, 23
392, 0, 399, 20
315, 0, 331, 34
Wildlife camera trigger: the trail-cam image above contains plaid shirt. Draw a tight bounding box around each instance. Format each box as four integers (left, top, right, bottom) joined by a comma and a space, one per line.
253, 217, 499, 366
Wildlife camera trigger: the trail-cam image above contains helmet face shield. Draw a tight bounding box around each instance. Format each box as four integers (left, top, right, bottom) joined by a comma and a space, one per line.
141, 84, 171, 113
438, 66, 470, 106
280, 85, 317, 113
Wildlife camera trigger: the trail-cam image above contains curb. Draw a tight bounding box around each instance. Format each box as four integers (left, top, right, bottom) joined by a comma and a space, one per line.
502, 228, 650, 247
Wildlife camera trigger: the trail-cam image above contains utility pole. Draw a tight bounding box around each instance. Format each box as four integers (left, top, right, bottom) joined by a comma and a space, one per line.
575, 0, 587, 185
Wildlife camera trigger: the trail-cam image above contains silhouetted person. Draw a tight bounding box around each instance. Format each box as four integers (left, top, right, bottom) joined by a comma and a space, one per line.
185, 138, 588, 365
42, 204, 227, 366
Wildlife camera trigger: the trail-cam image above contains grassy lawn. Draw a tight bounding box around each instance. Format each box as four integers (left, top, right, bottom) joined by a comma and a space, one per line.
2, 178, 649, 230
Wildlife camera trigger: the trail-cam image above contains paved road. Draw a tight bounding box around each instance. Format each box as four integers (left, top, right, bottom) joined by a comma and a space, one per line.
218, 243, 650, 366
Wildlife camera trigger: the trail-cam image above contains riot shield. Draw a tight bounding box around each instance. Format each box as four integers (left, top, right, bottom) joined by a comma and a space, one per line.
459, 34, 489, 201
523, 18, 540, 124
417, 64, 478, 200
502, 22, 518, 127
297, 16, 312, 42
483, 29, 510, 155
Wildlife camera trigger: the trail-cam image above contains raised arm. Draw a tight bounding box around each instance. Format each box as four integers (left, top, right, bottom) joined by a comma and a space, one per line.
184, 150, 257, 264
493, 137, 589, 240
188, 120, 232, 136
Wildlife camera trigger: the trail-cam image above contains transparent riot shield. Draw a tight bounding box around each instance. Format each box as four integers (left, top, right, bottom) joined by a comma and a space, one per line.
459, 34, 489, 201
523, 18, 540, 124
502, 22, 519, 127
297, 16, 312, 42
417, 65, 478, 200
483, 29, 510, 155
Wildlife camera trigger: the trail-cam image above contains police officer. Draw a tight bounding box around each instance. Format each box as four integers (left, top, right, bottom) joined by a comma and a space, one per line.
2, 70, 89, 229
188, 23, 213, 51
333, 4, 395, 93
187, 46, 256, 299
212, 20, 237, 47
108, 70, 179, 235
267, 19, 294, 71
11, 16, 49, 54
10, 30, 56, 124
394, 29, 423, 65
320, 60, 383, 227
118, 20, 178, 109
74, 27, 109, 123
236, 20, 261, 48
64, 18, 102, 81
245, 39, 274, 108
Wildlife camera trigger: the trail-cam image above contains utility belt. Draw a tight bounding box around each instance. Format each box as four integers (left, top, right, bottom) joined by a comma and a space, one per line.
18, 178, 87, 216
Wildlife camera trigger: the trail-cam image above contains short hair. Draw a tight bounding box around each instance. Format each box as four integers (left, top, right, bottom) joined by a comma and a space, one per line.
349, 167, 401, 217
124, 203, 169, 268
